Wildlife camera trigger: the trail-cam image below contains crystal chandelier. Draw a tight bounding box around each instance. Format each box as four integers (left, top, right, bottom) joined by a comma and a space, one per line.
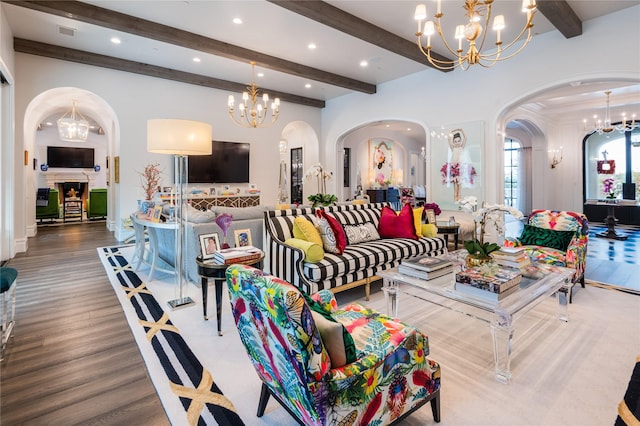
583, 91, 638, 135
414, 0, 536, 71
228, 62, 280, 128
57, 100, 89, 142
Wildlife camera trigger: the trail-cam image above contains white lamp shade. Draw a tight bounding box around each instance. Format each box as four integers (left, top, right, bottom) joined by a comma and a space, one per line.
147, 119, 212, 156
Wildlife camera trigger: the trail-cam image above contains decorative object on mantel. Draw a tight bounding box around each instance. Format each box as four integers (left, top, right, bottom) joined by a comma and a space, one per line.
227, 61, 280, 128
457, 196, 523, 266
583, 91, 638, 135
40, 163, 48, 172
57, 99, 90, 142
147, 118, 212, 310
413, 0, 537, 71
597, 149, 615, 174
304, 163, 337, 208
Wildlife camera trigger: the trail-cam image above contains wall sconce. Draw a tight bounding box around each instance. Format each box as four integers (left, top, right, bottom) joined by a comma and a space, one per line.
549, 147, 563, 169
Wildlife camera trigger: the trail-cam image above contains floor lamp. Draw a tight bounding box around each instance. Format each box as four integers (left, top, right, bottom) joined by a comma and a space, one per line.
147, 119, 212, 309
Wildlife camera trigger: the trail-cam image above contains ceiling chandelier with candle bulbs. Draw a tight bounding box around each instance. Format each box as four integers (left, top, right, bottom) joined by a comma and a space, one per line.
583, 91, 638, 135
228, 62, 280, 128
414, 0, 537, 71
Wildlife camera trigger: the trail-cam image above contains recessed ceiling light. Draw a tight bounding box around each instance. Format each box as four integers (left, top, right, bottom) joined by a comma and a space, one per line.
110, 37, 121, 44
385, 124, 390, 128
193, 57, 201, 62
257, 72, 264, 78
407, 128, 412, 131
308, 43, 316, 50
360, 60, 368, 67
45, 122, 53, 126
233, 17, 242, 24
305, 83, 312, 89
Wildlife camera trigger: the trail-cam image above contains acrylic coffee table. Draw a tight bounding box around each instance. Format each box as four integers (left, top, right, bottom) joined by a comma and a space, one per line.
378, 262, 573, 383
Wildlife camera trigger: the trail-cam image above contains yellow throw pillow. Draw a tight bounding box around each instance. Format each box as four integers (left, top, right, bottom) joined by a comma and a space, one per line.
421, 223, 438, 238
413, 207, 424, 237
285, 238, 325, 263
293, 217, 323, 246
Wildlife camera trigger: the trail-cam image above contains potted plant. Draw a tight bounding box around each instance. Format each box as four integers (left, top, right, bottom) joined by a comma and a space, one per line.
138, 163, 162, 214
304, 163, 337, 208
457, 196, 523, 267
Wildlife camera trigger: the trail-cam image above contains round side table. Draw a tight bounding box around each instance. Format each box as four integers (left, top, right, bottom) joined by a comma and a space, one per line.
435, 221, 460, 250
196, 252, 265, 336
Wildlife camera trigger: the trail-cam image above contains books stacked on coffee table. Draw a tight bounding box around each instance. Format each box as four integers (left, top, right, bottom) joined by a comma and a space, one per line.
454, 266, 523, 302
213, 246, 263, 265
490, 247, 531, 270
398, 256, 454, 286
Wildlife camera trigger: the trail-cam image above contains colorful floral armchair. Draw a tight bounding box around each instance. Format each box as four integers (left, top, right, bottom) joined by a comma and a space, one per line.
506, 209, 589, 301
226, 264, 441, 425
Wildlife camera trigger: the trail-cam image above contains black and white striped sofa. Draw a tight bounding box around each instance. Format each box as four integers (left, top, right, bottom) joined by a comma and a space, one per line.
264, 202, 447, 299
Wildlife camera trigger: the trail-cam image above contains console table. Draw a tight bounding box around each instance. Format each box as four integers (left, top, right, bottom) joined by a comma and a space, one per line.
131, 214, 178, 281
160, 194, 260, 211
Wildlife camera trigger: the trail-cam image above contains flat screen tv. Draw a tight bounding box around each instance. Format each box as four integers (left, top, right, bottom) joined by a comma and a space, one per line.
46, 146, 95, 168
186, 141, 250, 183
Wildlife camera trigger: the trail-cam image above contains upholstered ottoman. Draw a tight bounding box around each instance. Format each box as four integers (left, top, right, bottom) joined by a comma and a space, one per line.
1, 267, 18, 360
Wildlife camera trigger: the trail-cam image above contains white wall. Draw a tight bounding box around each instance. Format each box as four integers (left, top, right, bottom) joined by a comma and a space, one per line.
12, 54, 321, 241
321, 6, 640, 213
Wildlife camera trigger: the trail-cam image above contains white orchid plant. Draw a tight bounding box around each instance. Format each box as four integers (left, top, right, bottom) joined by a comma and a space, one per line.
304, 163, 337, 207
457, 196, 523, 257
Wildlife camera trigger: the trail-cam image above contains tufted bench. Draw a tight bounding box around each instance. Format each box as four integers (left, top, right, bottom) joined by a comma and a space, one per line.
264, 203, 447, 299
1, 267, 18, 360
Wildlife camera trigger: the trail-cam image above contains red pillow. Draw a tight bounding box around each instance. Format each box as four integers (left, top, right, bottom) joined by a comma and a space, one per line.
316, 209, 347, 254
378, 204, 419, 240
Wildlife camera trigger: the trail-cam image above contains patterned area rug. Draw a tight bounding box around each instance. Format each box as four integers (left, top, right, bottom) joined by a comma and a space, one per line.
98, 245, 244, 426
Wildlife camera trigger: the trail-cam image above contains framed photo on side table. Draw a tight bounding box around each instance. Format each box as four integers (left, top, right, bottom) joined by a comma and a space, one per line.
151, 205, 163, 223
199, 233, 221, 260
425, 209, 437, 224
234, 229, 252, 247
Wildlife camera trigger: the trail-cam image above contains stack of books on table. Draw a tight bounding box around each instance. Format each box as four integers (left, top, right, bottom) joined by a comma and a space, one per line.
213, 246, 263, 265
454, 266, 523, 302
490, 247, 531, 270
398, 256, 454, 286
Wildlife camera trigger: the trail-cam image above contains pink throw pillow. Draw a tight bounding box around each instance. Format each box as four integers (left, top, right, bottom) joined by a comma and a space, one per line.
378, 204, 419, 240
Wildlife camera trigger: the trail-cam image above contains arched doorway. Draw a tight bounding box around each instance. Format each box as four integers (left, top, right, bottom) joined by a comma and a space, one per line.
23, 87, 119, 234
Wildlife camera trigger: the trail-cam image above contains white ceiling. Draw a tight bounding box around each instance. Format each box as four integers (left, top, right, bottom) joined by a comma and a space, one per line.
3, 0, 640, 129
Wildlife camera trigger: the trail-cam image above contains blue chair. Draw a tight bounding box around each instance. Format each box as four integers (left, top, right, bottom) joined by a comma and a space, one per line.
386, 187, 400, 210
1, 267, 17, 360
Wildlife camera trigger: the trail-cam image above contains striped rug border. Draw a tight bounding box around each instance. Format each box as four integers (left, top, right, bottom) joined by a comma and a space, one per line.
98, 246, 245, 426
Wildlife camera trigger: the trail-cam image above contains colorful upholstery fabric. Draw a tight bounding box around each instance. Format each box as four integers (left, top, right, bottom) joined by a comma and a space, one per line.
519, 224, 575, 251
508, 210, 588, 286
226, 264, 441, 425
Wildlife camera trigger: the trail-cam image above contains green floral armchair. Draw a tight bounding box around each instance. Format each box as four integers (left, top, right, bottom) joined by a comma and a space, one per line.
506, 209, 589, 301
226, 264, 441, 425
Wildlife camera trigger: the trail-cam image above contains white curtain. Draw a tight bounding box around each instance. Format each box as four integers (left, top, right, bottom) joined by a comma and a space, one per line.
518, 147, 532, 216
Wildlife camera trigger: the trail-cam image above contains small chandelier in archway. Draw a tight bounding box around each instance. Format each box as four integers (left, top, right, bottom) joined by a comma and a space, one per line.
57, 100, 89, 142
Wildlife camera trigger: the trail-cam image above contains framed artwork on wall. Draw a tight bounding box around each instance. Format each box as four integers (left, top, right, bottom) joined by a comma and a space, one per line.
430, 121, 484, 210
369, 138, 394, 187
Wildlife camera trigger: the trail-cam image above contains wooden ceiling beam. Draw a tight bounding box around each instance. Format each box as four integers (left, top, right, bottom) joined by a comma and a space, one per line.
267, 0, 452, 72
536, 0, 583, 39
7, 0, 376, 94
14, 38, 326, 108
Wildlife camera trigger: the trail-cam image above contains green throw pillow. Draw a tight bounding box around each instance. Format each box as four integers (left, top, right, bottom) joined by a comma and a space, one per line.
302, 293, 357, 367
285, 238, 325, 263
519, 225, 575, 252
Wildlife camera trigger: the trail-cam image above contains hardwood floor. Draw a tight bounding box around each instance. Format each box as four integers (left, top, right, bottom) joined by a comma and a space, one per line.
1, 222, 169, 425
